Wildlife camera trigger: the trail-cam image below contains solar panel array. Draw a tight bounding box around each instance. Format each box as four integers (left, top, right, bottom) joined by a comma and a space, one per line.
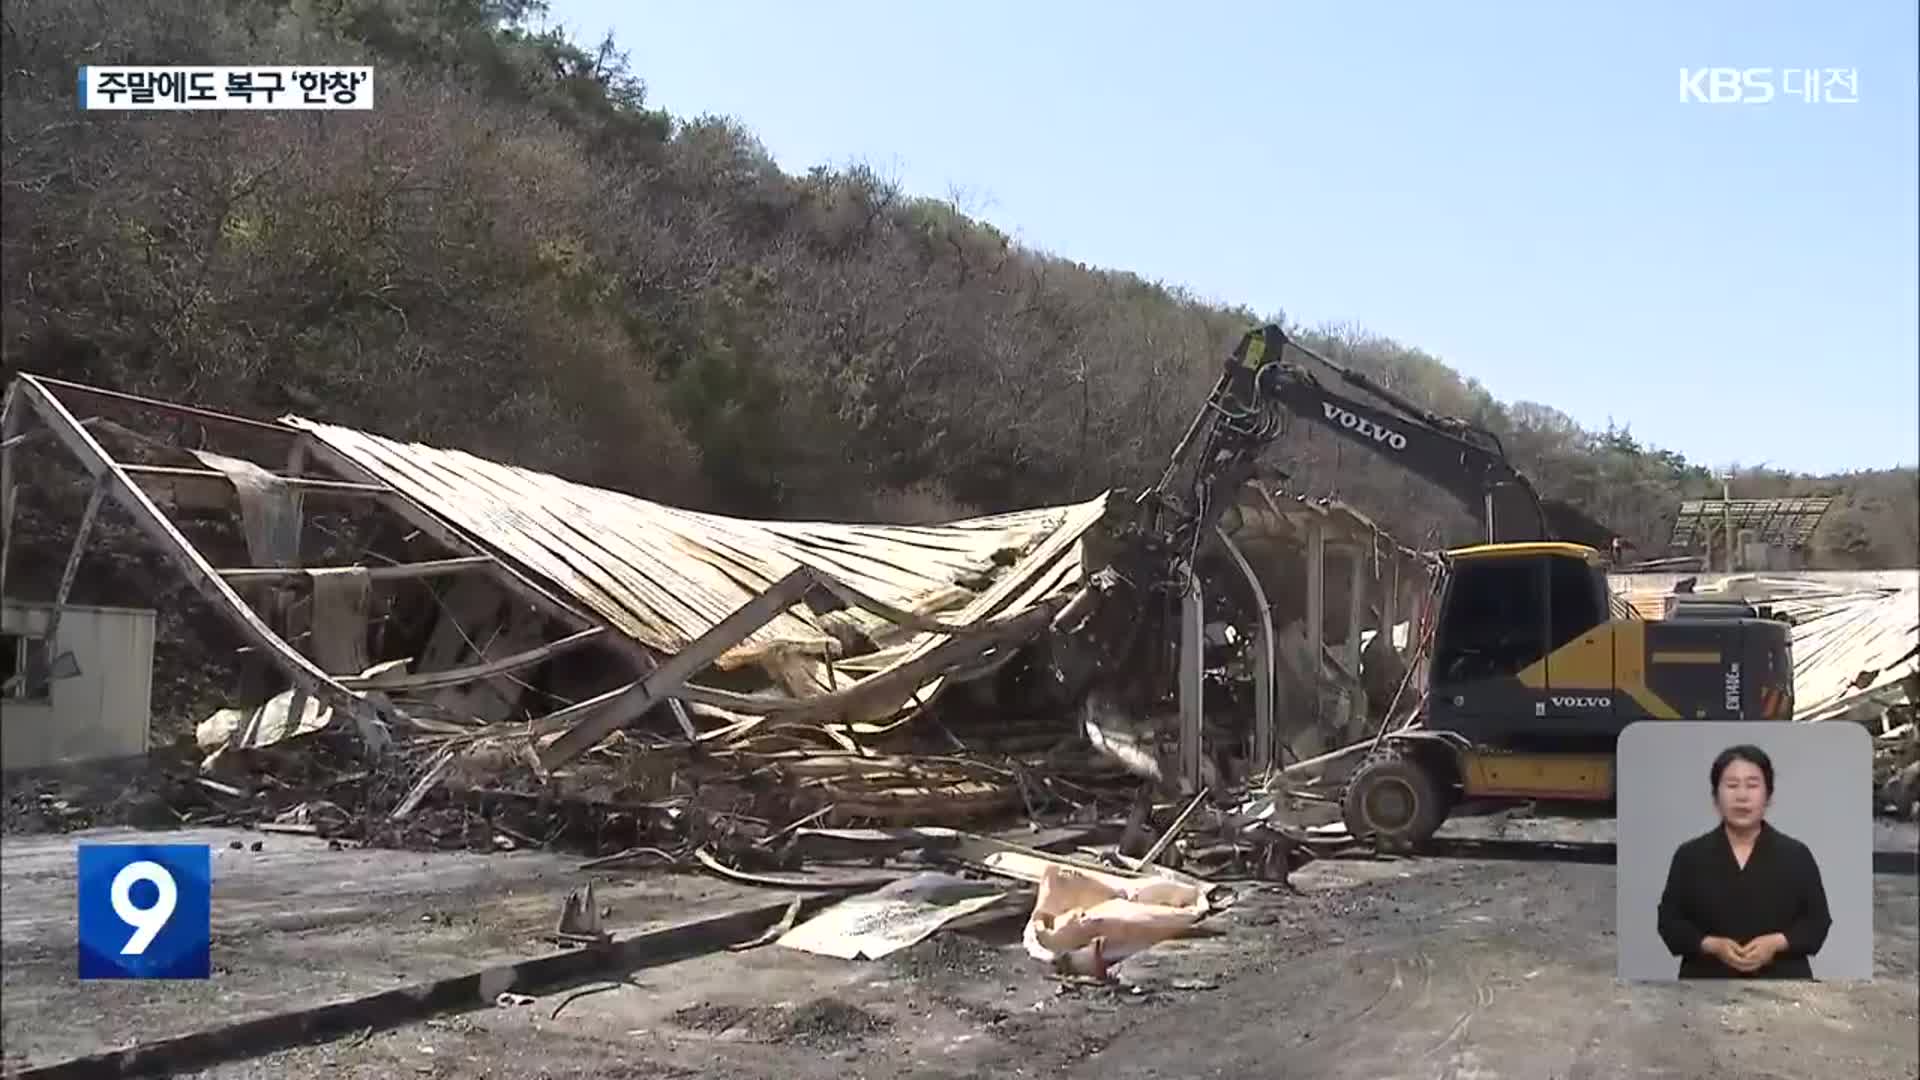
1667, 496, 1835, 550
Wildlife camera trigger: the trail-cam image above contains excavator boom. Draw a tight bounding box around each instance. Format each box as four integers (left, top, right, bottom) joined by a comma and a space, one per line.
1048, 321, 1617, 788
1236, 325, 1555, 544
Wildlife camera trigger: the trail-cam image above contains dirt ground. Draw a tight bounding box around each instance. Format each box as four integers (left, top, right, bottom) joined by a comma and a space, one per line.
5, 819, 1916, 1080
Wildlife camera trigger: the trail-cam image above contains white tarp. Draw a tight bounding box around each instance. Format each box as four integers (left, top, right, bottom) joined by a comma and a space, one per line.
1021, 864, 1210, 977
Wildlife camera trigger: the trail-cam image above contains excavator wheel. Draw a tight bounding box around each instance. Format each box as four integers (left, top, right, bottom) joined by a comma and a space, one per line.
1341, 748, 1447, 853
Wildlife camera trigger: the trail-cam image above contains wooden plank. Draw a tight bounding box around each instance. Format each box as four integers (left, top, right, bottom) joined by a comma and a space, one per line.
368, 434, 714, 640
516, 468, 779, 624
760, 531, 952, 600
330, 428, 725, 722
754, 604, 1053, 723
532, 585, 1056, 737
292, 420, 1104, 733
810, 499, 1098, 726
535, 567, 821, 770
9, 375, 387, 748
343, 627, 605, 692
511, 464, 878, 658
808, 573, 1049, 637
797, 499, 1096, 726
218, 556, 496, 584
312, 426, 697, 649
652, 599, 1052, 718
120, 463, 389, 496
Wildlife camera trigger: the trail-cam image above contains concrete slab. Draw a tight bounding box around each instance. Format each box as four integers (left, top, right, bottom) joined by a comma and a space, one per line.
0, 826, 784, 1074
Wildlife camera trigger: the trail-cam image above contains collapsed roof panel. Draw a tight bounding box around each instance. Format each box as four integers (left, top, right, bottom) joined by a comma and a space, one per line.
2, 372, 1116, 771
281, 416, 1106, 674
5, 371, 1441, 787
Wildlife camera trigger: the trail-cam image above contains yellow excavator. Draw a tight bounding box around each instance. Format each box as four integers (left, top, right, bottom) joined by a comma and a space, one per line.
1052, 324, 1796, 849
1343, 538, 1794, 848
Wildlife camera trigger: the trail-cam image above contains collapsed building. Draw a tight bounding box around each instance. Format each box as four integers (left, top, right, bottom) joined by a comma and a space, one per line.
0, 374, 1432, 846
4, 370, 1915, 849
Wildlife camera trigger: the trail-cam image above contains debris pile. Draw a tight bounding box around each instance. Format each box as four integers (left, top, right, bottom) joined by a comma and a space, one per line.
0, 374, 1422, 980
1875, 720, 1919, 819
3, 374, 1422, 849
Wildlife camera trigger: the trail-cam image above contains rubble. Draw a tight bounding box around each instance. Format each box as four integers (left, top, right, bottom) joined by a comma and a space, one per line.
0, 377, 1376, 997
1876, 722, 1920, 819
3, 374, 1427, 868
29, 374, 1908, 986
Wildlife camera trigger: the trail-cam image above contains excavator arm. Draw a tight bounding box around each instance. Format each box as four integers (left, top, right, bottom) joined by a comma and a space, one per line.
1236, 324, 1554, 544
1047, 322, 1612, 786
1127, 321, 1590, 572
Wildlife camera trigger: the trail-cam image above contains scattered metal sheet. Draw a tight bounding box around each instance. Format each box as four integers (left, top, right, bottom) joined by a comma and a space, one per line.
776, 871, 1010, 960
190, 449, 302, 567
944, 832, 1213, 898
196, 688, 333, 754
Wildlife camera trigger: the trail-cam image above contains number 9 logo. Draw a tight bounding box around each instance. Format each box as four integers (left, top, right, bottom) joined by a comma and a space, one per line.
110, 860, 178, 955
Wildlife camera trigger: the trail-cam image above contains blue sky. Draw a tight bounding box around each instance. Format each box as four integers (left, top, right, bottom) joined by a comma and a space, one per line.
546, 1, 1918, 474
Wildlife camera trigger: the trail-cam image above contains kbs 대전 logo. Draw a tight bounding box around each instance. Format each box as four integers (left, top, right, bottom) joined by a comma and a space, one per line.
1678, 68, 1859, 105
76, 844, 212, 980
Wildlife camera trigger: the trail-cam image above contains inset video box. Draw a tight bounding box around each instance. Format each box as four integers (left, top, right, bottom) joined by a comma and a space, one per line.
1614, 721, 1873, 982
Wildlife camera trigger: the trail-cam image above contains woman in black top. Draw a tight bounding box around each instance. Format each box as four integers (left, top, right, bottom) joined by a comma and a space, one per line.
1655, 743, 1832, 979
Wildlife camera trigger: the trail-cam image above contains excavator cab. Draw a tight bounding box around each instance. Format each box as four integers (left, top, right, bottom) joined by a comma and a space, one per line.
1426, 543, 1617, 751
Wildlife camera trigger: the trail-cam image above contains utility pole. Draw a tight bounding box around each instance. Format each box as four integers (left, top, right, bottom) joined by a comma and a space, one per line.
1721, 471, 1735, 573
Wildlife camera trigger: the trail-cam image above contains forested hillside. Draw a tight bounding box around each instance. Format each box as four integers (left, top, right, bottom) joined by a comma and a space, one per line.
4, 0, 1914, 567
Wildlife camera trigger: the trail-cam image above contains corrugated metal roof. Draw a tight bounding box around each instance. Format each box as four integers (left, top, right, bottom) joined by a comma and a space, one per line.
283, 418, 1107, 671
1745, 577, 1919, 721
